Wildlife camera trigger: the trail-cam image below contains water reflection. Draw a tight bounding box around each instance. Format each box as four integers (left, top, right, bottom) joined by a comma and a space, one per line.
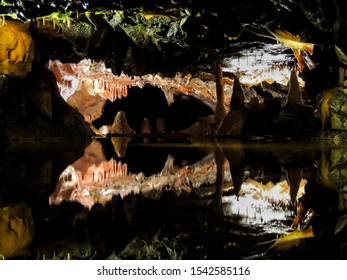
49, 138, 215, 209
1, 137, 347, 259
49, 139, 317, 211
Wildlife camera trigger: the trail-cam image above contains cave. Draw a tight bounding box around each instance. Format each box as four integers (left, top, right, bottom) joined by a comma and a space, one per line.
1, 0, 347, 261
92, 84, 214, 134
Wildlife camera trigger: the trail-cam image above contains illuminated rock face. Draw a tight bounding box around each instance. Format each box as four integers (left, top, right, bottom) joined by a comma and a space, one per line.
0, 20, 34, 77
67, 84, 106, 123
49, 60, 132, 122
49, 60, 131, 103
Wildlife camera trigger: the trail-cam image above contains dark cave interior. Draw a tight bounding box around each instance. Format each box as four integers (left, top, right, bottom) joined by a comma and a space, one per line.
92, 84, 214, 134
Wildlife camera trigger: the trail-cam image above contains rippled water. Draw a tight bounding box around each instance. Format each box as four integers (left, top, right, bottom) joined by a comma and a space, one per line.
1, 137, 346, 259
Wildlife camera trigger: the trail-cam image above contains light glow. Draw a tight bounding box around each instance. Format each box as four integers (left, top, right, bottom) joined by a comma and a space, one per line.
222, 44, 305, 87
222, 179, 306, 231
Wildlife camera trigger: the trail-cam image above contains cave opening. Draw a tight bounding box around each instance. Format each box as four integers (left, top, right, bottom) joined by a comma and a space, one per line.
92, 84, 214, 134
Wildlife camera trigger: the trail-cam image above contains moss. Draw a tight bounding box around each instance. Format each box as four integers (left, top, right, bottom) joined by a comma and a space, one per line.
119, 10, 190, 50
38, 11, 73, 29
100, 10, 124, 29
0, 0, 12, 7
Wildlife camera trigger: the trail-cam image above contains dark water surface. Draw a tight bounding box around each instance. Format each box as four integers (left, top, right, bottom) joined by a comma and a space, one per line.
1, 137, 346, 259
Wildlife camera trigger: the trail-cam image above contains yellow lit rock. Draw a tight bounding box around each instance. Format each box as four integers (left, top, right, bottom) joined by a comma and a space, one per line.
0, 19, 35, 77
0, 202, 34, 258
268, 226, 314, 253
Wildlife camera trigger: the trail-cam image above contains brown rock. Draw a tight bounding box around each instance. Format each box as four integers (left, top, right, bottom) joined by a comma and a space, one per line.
110, 111, 135, 135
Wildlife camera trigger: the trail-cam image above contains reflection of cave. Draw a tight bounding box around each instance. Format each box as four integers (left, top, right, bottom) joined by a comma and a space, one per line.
92, 84, 213, 133
100, 138, 209, 177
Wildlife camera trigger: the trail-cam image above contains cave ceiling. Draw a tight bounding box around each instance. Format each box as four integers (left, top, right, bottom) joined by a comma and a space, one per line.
1, 0, 345, 76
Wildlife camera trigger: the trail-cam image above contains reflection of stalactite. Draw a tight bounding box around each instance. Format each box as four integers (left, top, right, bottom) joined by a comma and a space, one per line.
59, 158, 129, 187
92, 164, 105, 182
50, 156, 129, 208
94, 159, 128, 180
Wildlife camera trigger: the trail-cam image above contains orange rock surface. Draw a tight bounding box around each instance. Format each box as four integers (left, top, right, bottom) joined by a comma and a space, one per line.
0, 20, 34, 77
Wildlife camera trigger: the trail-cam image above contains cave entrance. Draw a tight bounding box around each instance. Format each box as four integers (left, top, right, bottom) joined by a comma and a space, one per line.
92, 84, 214, 134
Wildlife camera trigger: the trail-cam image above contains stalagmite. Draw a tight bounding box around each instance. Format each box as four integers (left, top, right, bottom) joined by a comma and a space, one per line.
110, 111, 135, 135
217, 76, 248, 136
213, 61, 229, 128
286, 67, 303, 105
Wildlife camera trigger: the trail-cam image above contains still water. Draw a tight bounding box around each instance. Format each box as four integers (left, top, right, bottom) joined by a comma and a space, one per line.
1, 137, 347, 259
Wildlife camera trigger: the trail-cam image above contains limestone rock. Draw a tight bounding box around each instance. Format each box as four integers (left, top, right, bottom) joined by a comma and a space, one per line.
110, 111, 135, 135
0, 20, 34, 77
67, 84, 106, 123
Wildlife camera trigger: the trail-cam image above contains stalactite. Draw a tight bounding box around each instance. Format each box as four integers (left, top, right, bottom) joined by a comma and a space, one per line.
103, 82, 128, 102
